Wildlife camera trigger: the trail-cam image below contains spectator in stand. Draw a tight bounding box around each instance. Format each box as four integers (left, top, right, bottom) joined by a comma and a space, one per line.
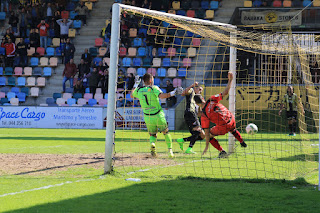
77, 59, 90, 80
74, 80, 85, 94
31, 3, 40, 28
141, 0, 151, 9
97, 61, 107, 74
37, 19, 50, 49
64, 38, 75, 64
53, 11, 61, 37
81, 48, 92, 66
101, 69, 109, 95
9, 11, 19, 35
126, 73, 135, 91
75, 2, 89, 26
117, 69, 126, 89
146, 34, 155, 59
120, 20, 128, 32
2, 38, 15, 67
46, 3, 54, 22
121, 30, 130, 48
56, 18, 73, 40
18, 8, 28, 38
1, 0, 9, 12
62, 59, 77, 93
166, 80, 176, 107
117, 96, 125, 107
3, 28, 15, 44
88, 67, 102, 96
16, 38, 29, 67
29, 28, 40, 48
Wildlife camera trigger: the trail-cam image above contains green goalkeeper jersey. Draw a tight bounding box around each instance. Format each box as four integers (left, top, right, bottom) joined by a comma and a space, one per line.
132, 85, 163, 115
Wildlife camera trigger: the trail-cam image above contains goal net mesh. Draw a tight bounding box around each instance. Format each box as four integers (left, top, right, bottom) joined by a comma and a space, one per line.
111, 4, 319, 182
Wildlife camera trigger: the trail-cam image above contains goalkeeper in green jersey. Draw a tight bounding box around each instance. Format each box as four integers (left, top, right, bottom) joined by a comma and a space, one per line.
131, 73, 183, 157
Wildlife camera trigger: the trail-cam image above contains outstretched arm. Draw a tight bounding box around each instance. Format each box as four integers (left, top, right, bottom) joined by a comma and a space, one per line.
202, 128, 210, 155
181, 82, 198, 96
221, 72, 233, 98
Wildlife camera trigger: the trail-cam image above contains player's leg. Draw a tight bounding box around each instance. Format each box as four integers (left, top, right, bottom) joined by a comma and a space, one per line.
230, 129, 247, 147
185, 127, 204, 154
291, 111, 297, 136
158, 111, 174, 157
144, 115, 158, 157
286, 111, 294, 135
209, 126, 227, 158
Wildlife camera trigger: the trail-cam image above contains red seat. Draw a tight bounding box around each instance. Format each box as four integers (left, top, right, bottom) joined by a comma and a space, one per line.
187, 10, 195, 18
36, 47, 45, 56
173, 78, 182, 87
119, 47, 127, 56
192, 38, 201, 46
95, 38, 104, 47
273, 0, 282, 7
61, 11, 69, 19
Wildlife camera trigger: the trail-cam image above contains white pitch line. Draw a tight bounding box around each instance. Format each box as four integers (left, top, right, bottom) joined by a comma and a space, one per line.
0, 176, 105, 198
4, 145, 65, 150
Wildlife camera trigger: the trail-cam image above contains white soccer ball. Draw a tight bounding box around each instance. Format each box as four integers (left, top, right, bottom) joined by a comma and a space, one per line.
246, 123, 258, 135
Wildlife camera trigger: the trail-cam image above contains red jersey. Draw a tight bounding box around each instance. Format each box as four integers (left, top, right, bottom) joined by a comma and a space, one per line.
37, 23, 50, 36
201, 93, 234, 128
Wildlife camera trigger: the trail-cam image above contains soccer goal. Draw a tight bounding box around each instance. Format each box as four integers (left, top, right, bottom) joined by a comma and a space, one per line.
104, 3, 319, 186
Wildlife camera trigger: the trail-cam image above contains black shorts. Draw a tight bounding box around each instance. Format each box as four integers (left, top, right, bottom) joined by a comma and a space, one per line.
286, 111, 297, 120
184, 111, 201, 132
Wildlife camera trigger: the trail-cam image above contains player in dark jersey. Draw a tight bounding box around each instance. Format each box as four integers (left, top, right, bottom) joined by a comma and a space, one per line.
194, 72, 247, 158
279, 85, 304, 136
176, 82, 205, 154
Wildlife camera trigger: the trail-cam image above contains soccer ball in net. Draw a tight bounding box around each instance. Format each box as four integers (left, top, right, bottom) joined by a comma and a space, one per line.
246, 123, 258, 135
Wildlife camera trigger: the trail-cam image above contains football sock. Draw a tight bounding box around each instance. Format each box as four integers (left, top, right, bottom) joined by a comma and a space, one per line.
188, 131, 200, 148
150, 135, 156, 144
231, 129, 244, 143
164, 133, 173, 149
209, 138, 223, 151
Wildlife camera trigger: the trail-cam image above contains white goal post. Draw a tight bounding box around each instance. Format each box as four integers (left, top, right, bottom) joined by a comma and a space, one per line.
104, 3, 237, 174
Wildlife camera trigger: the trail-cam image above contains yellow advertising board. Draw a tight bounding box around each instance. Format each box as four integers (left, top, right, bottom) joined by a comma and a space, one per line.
204, 85, 319, 111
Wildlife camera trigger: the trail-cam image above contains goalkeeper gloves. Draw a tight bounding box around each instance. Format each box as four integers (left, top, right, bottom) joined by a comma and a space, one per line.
169, 87, 183, 96
133, 75, 141, 89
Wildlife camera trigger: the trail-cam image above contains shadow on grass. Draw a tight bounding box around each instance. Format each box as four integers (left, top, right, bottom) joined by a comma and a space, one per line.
276, 153, 319, 162
5, 176, 318, 213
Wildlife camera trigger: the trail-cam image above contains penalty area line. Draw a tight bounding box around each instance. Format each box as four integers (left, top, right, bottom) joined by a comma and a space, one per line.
0, 176, 106, 198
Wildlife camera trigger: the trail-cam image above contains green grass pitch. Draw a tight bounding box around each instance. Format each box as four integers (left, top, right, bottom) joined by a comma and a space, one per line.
0, 128, 319, 212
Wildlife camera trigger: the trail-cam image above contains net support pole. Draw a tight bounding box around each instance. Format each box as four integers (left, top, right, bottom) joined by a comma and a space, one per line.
228, 31, 237, 154
104, 3, 121, 174
318, 90, 320, 190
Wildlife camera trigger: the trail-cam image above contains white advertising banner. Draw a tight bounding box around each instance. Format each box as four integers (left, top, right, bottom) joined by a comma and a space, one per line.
103, 107, 175, 130
0, 106, 103, 129
241, 10, 301, 26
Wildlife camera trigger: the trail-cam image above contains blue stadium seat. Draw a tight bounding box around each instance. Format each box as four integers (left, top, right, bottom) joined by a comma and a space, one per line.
93, 57, 102, 66
55, 47, 63, 56
7, 77, 15, 86
66, 2, 75, 11
154, 78, 161, 86
0, 12, 6, 20
210, 1, 219, 9
158, 48, 167, 57
162, 58, 171, 67
125, 93, 133, 102
17, 92, 26, 102
33, 67, 42, 76
122, 57, 132, 67
138, 28, 147, 37
47, 37, 52, 47
30, 57, 39, 66
137, 68, 146, 76
43, 67, 52, 77
46, 47, 55, 56
0, 86, 9, 93
85, 87, 90, 93
171, 57, 181, 67
73, 93, 82, 100
161, 88, 167, 94
157, 68, 166, 77
176, 10, 186, 16
11, 87, 20, 95
0, 47, 5, 55
133, 38, 142, 47
201, 1, 209, 9
4, 67, 13, 76
303, 0, 311, 7
137, 47, 146, 57
89, 47, 98, 57
182, 38, 192, 46
6, 92, 15, 101
178, 68, 187, 77
46, 97, 55, 105
70, 11, 78, 19
253, 0, 262, 7
176, 47, 187, 57
67, 98, 76, 106
186, 31, 194, 37
173, 38, 182, 46
133, 58, 142, 66
0, 67, 3, 75
88, 98, 97, 106
53, 93, 62, 100
21, 87, 29, 96
104, 93, 108, 100
17, 77, 26, 86
49, 29, 55, 38
143, 57, 152, 67
0, 98, 9, 105
73, 20, 82, 29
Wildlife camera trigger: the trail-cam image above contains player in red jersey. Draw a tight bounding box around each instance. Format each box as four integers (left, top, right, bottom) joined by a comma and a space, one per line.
194, 72, 247, 158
